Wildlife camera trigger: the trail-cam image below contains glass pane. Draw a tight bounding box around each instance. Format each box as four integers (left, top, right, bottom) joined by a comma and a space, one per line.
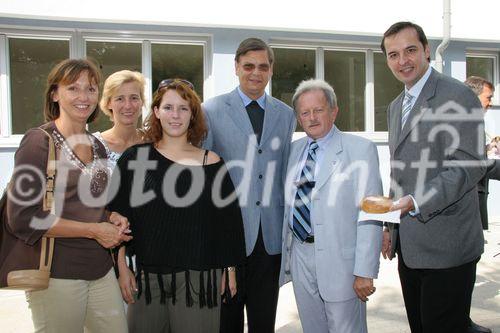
9, 38, 69, 134
374, 53, 403, 131
324, 50, 365, 131
271, 48, 315, 107
86, 41, 142, 132
151, 44, 204, 100
466, 57, 494, 83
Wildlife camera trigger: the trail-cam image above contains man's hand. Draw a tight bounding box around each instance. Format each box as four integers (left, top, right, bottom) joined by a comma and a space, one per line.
390, 195, 415, 217
353, 276, 375, 302
381, 228, 393, 260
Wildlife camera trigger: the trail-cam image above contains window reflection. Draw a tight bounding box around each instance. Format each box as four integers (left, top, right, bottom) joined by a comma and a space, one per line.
9, 38, 69, 134
324, 50, 365, 132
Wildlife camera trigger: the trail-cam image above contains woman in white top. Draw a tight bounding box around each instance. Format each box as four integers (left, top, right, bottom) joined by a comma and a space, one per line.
94, 70, 146, 171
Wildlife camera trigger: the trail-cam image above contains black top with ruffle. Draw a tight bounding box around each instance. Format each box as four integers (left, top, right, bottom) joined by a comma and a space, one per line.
108, 143, 246, 307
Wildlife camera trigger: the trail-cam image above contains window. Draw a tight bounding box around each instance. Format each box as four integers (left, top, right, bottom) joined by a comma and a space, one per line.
374, 52, 403, 131
466, 55, 495, 83
324, 50, 365, 131
86, 41, 142, 132
271, 43, 395, 135
151, 44, 204, 99
9, 38, 69, 134
0, 29, 208, 139
271, 48, 315, 107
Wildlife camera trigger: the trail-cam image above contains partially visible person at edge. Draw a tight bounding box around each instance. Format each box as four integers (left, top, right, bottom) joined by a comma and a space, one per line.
380, 21, 486, 333
463, 76, 496, 333
94, 70, 146, 172
202, 37, 296, 333
108, 79, 246, 332
5, 58, 131, 332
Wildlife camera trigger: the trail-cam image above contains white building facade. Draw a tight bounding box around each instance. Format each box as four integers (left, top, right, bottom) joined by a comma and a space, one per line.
1, 0, 499, 215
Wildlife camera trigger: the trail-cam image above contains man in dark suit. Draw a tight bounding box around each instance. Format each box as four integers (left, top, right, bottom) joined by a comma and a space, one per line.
380, 22, 486, 333
202, 38, 296, 333
464, 76, 497, 333
465, 76, 496, 231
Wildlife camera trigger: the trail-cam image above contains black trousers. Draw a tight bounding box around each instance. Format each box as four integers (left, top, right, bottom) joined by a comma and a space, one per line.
220, 226, 281, 333
398, 253, 478, 333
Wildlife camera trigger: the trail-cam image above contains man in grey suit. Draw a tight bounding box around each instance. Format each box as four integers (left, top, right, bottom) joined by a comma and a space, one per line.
203, 38, 296, 332
279, 79, 383, 333
464, 76, 497, 333
381, 22, 486, 333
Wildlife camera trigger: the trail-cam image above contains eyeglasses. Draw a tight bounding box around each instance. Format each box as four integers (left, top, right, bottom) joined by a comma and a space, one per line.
157, 78, 194, 91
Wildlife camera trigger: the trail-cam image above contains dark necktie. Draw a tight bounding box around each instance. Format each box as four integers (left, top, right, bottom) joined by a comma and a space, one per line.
292, 141, 319, 242
245, 100, 265, 144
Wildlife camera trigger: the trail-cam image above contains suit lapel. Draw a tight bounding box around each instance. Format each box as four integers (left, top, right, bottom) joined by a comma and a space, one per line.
395, 69, 438, 151
314, 127, 343, 192
224, 89, 256, 145
260, 96, 281, 145
389, 92, 404, 151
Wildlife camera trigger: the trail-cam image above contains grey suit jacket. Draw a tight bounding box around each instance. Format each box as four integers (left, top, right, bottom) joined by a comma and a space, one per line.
387, 68, 486, 269
478, 156, 500, 229
202, 88, 296, 255
279, 127, 383, 302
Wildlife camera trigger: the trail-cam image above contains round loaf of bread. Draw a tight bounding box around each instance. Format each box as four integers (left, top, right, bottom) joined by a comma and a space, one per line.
360, 196, 393, 214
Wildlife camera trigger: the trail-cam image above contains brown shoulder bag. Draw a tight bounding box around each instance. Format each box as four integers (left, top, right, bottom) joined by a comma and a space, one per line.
0, 128, 56, 291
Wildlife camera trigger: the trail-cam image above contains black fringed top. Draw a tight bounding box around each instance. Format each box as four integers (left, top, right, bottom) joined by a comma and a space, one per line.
108, 143, 246, 307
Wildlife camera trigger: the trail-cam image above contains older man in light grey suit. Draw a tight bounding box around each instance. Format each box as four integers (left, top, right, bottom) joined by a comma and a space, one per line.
279, 79, 383, 333
381, 22, 486, 333
203, 38, 296, 332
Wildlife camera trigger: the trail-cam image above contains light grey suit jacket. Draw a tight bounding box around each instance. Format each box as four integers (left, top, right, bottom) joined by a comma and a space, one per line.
203, 88, 296, 255
279, 126, 383, 302
387, 68, 486, 269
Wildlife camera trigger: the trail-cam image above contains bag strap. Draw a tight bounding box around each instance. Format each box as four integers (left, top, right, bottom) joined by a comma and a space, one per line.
36, 128, 56, 272
202, 149, 209, 166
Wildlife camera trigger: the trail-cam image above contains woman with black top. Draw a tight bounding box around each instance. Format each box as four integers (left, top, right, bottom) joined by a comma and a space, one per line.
108, 79, 246, 332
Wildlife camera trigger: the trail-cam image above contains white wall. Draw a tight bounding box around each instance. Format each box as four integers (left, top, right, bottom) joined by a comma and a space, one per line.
0, 0, 499, 41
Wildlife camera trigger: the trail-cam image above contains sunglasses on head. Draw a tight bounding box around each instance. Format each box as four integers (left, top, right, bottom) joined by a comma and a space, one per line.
157, 78, 194, 91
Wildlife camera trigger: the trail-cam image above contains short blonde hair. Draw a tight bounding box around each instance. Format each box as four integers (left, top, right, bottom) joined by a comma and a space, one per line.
99, 70, 146, 120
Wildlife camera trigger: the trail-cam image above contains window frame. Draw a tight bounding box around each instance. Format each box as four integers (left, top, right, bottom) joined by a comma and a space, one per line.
269, 38, 389, 142
0, 26, 212, 147
466, 51, 499, 105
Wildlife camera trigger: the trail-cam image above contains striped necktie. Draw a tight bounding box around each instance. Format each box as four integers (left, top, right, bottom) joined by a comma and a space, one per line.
401, 91, 414, 130
292, 141, 319, 242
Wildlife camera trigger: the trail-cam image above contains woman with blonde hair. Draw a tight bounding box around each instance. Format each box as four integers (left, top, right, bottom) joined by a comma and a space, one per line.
94, 70, 146, 171
108, 79, 246, 332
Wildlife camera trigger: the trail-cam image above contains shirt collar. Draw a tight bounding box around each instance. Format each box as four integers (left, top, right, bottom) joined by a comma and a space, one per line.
405, 65, 432, 99
237, 86, 266, 110
307, 125, 336, 151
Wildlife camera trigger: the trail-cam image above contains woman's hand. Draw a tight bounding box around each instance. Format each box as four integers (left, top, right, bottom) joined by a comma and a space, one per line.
109, 212, 130, 235
221, 268, 237, 301
118, 266, 137, 304
90, 222, 132, 248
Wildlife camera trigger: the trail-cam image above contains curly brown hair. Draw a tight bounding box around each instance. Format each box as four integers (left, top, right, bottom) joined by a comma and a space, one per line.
44, 58, 102, 123
143, 80, 207, 146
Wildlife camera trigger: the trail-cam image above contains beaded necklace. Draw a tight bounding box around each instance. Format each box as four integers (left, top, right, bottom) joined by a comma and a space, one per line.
52, 129, 108, 193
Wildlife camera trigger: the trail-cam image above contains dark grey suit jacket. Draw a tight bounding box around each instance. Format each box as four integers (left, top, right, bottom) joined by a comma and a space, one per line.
387, 68, 486, 269
478, 159, 500, 229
